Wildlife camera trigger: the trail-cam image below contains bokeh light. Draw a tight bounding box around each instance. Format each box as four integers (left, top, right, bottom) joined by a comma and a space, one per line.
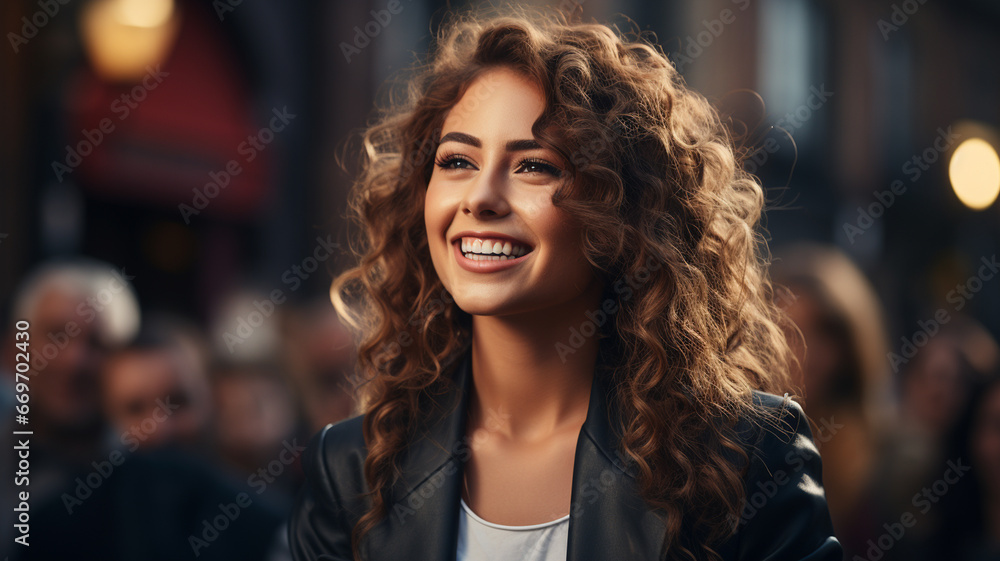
81, 0, 179, 82
949, 137, 1000, 210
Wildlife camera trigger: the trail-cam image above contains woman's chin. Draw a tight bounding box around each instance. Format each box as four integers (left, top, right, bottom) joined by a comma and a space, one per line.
452, 294, 529, 318
455, 302, 511, 317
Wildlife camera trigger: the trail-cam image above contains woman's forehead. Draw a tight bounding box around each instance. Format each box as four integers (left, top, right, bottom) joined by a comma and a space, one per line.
439, 67, 545, 142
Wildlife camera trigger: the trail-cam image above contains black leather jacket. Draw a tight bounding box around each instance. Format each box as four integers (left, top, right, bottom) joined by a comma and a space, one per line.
289, 350, 843, 560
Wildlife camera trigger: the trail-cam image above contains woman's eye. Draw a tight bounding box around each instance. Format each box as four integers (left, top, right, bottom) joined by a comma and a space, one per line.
435, 156, 476, 170
515, 159, 562, 177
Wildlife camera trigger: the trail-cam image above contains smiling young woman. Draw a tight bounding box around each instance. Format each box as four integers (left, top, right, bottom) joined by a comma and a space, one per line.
290, 8, 842, 561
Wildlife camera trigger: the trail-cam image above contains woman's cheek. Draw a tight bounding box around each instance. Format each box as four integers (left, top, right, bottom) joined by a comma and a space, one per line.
423, 185, 457, 288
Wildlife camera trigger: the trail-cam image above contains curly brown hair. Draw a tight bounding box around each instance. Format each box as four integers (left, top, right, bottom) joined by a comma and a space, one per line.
331, 7, 797, 560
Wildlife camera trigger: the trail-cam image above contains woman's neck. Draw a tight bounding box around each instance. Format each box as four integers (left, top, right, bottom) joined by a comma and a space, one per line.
468, 283, 604, 442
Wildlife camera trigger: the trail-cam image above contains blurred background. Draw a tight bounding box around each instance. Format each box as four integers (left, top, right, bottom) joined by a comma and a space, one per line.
1, 0, 998, 560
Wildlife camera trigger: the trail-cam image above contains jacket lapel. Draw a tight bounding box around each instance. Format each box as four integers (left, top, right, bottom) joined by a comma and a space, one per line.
567, 363, 667, 560
366, 348, 667, 561
364, 350, 472, 561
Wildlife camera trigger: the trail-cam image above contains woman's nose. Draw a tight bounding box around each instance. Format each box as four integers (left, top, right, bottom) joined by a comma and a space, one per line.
460, 165, 511, 219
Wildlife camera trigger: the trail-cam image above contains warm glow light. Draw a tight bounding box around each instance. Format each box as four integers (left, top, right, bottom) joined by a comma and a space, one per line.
949, 138, 1000, 210
115, 0, 174, 28
81, 0, 178, 82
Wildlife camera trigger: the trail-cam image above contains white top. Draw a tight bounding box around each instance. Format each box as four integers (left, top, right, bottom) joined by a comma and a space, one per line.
456, 499, 569, 561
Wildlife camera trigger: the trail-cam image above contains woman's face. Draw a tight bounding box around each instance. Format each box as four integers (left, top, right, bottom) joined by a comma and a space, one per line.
424, 67, 599, 318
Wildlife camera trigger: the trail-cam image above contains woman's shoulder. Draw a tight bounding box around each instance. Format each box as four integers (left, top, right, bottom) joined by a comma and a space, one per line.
734, 390, 824, 501
303, 414, 368, 492
299, 415, 370, 516
720, 390, 844, 560
310, 415, 367, 454
289, 415, 369, 561
736, 390, 812, 452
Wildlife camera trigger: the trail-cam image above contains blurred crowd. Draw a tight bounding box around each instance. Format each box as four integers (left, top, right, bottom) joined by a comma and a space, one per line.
772, 243, 1000, 561
2, 246, 999, 561
0, 259, 358, 561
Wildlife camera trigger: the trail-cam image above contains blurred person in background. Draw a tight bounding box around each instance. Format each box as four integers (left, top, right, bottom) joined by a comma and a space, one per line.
1, 259, 139, 558
874, 317, 999, 560
17, 429, 291, 561
930, 361, 1000, 560
283, 299, 358, 434
206, 290, 306, 505
771, 243, 894, 557
897, 317, 998, 444
6, 259, 140, 461
1, 263, 290, 561
102, 314, 213, 452
211, 359, 301, 506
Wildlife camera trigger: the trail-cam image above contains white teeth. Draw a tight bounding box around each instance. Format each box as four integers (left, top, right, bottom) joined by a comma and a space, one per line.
461, 253, 515, 261
458, 236, 531, 259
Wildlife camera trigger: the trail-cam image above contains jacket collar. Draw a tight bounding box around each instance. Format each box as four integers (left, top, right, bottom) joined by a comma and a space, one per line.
365, 347, 667, 560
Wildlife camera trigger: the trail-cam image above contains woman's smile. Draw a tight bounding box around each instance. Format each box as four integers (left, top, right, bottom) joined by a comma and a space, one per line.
449, 231, 535, 272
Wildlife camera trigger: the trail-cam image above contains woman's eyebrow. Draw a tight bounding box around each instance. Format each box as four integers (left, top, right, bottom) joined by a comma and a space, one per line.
504, 139, 542, 152
438, 131, 480, 147
437, 131, 542, 152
